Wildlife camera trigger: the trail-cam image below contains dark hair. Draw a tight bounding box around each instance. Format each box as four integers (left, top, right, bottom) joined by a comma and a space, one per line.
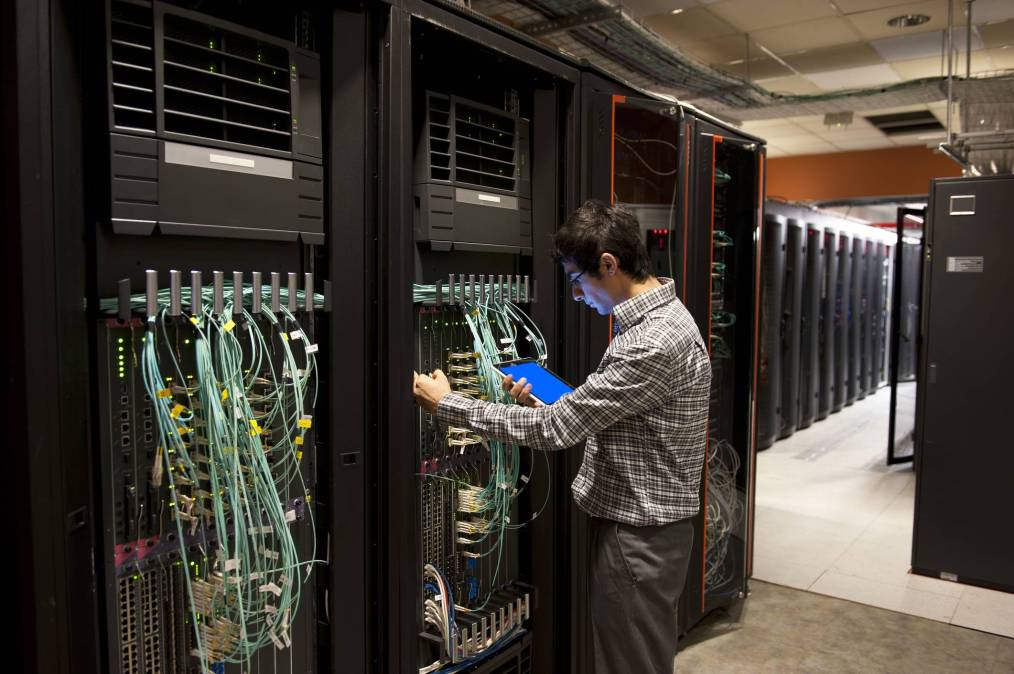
552, 200, 652, 281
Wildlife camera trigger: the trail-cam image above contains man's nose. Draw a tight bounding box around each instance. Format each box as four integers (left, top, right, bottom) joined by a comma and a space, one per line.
571, 284, 583, 301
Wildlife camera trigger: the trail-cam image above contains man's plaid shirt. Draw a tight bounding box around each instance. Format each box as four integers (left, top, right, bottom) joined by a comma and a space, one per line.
436, 278, 711, 526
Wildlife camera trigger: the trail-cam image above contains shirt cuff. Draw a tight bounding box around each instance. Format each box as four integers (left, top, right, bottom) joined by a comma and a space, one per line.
435, 392, 479, 426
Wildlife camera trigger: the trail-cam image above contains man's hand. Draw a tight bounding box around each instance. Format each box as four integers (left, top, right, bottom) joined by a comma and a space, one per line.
502, 375, 543, 408
413, 369, 452, 413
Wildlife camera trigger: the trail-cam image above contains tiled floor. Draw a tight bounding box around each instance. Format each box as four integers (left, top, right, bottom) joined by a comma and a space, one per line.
678, 581, 1014, 674
752, 385, 1014, 639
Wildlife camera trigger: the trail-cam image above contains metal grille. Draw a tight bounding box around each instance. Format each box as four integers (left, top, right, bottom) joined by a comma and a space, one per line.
161, 11, 293, 153
453, 100, 517, 192
110, 0, 156, 133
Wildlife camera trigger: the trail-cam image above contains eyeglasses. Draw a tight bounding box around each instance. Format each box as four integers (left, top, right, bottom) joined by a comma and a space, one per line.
568, 269, 588, 287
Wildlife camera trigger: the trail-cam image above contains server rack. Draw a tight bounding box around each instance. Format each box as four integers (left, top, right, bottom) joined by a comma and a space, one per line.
798, 223, 822, 429
817, 227, 838, 421
381, 5, 580, 673
779, 219, 804, 439
846, 235, 862, 405
872, 242, 888, 388
584, 87, 763, 638
833, 231, 852, 413
9, 1, 372, 672
860, 240, 876, 397
913, 175, 1014, 593
757, 215, 786, 450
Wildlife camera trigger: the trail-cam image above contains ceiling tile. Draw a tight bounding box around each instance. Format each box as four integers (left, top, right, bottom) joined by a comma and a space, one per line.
891, 50, 994, 79
846, 1, 959, 42
980, 19, 1014, 49
619, 0, 700, 20
754, 74, 823, 95
766, 146, 789, 157
706, 0, 838, 32
793, 114, 881, 133
968, 0, 1014, 25
751, 17, 864, 55
871, 29, 982, 61
740, 118, 807, 131
857, 103, 932, 115
776, 139, 839, 152
803, 63, 902, 89
643, 6, 739, 44
987, 46, 1014, 68
718, 57, 794, 80
828, 137, 895, 151
889, 55, 945, 78
834, 0, 923, 12
783, 42, 884, 73
680, 34, 753, 64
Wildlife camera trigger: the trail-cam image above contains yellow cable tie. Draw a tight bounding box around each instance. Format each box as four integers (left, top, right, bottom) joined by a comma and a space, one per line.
170, 403, 185, 419
297, 416, 312, 429
190, 317, 200, 326
223, 319, 236, 333
157, 388, 173, 399
294, 435, 304, 446
221, 388, 229, 401
296, 450, 303, 461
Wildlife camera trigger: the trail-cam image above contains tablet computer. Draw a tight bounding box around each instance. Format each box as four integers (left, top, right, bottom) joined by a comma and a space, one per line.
495, 360, 574, 405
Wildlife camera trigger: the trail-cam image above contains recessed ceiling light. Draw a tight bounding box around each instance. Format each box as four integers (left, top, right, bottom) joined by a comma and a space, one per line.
887, 14, 930, 28
671, 8, 684, 15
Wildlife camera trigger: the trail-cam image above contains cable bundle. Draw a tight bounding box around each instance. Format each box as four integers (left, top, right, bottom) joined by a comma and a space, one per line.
704, 438, 742, 592
138, 297, 320, 673
415, 282, 550, 672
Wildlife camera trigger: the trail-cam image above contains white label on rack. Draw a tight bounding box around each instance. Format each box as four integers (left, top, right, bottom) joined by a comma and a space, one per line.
210, 153, 256, 168
259, 582, 283, 597
477, 193, 502, 203
289, 330, 303, 340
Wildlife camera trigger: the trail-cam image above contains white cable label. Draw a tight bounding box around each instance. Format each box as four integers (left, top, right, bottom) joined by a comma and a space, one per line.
224, 558, 240, 572
304, 343, 319, 354
289, 330, 303, 340
259, 582, 283, 597
285, 509, 297, 523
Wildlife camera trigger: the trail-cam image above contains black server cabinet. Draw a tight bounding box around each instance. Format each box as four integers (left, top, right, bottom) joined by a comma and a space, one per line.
585, 90, 763, 639
381, 7, 579, 674
913, 175, 1014, 593
18, 2, 364, 673
870, 242, 887, 391
757, 214, 786, 450
817, 227, 838, 421
798, 223, 822, 429
779, 219, 804, 439
861, 240, 876, 397
846, 235, 863, 405
683, 121, 762, 635
833, 232, 852, 412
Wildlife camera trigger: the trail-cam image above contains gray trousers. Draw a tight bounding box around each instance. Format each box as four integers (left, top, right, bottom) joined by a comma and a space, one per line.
589, 517, 694, 674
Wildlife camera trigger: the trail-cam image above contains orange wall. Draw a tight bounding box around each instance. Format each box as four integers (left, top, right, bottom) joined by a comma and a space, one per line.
766, 146, 961, 202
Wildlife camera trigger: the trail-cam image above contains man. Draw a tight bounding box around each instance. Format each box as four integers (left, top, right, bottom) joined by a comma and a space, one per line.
413, 199, 711, 674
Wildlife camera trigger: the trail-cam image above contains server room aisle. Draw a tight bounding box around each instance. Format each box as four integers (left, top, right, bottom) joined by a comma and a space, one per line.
751, 389, 1014, 639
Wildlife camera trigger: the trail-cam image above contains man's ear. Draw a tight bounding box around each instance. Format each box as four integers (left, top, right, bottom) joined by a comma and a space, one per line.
601, 252, 618, 276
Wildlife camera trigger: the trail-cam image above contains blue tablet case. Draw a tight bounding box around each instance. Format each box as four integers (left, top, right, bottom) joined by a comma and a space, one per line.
497, 361, 574, 405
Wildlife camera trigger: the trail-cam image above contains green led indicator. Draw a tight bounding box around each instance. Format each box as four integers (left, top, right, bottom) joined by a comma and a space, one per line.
208, 41, 215, 49
117, 338, 124, 344
118, 346, 124, 352
184, 339, 191, 345
133, 575, 139, 581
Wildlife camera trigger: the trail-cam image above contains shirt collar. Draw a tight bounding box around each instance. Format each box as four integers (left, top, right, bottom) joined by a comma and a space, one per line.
612, 277, 676, 335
